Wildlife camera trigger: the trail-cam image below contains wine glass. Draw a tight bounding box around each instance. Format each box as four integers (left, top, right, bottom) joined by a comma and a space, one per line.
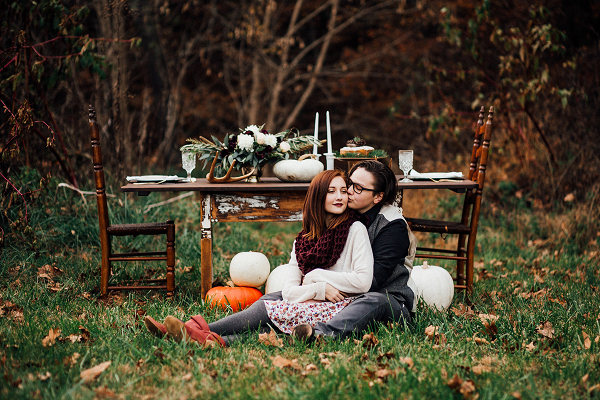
398, 150, 413, 182
182, 151, 196, 182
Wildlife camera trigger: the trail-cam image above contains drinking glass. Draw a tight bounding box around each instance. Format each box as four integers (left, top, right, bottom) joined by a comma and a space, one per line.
182, 151, 196, 182
398, 150, 413, 182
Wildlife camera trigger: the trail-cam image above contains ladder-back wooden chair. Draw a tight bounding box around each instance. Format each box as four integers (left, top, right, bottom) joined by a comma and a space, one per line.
405, 106, 494, 294
89, 105, 176, 297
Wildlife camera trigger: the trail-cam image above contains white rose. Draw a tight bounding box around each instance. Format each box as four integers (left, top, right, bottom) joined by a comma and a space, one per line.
255, 131, 266, 144
264, 134, 277, 148
244, 125, 261, 136
279, 141, 291, 152
237, 133, 255, 151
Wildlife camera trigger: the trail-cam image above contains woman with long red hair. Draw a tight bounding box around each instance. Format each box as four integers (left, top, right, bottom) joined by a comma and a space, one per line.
144, 170, 373, 345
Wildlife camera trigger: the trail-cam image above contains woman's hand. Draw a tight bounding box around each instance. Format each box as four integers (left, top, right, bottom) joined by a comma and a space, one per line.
324, 284, 347, 303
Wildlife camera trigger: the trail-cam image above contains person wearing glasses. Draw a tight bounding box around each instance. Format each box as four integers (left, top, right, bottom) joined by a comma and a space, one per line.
144, 161, 416, 345
293, 159, 417, 340
144, 170, 375, 346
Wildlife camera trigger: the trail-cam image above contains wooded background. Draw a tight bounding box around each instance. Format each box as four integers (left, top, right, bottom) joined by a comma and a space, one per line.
2, 0, 599, 209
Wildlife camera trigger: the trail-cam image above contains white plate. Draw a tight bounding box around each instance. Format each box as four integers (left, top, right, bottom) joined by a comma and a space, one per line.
126, 175, 186, 183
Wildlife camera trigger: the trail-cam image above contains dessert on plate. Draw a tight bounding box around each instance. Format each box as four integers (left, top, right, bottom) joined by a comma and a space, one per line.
339, 137, 374, 157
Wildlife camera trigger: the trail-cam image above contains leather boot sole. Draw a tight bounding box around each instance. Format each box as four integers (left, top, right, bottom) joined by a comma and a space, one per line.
164, 316, 189, 343
291, 323, 313, 341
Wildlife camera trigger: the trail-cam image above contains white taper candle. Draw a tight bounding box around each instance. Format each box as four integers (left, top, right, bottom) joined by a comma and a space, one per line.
313, 112, 319, 155
326, 111, 332, 154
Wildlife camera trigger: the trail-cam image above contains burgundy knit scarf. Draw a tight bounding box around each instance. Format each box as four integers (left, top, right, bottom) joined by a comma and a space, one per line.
294, 212, 361, 275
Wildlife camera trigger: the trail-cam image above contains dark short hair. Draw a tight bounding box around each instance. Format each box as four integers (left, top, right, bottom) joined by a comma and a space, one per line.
348, 160, 398, 205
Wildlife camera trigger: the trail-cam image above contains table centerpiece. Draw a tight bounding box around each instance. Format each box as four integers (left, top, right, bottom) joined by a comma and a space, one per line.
180, 125, 322, 182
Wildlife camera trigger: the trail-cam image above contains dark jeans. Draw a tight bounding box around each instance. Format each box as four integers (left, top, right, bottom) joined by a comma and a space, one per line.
207, 291, 411, 345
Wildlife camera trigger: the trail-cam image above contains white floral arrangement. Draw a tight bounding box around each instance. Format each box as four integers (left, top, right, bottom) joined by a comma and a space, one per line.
181, 125, 321, 175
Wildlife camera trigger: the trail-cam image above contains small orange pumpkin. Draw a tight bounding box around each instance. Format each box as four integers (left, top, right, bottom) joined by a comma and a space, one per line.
205, 286, 263, 312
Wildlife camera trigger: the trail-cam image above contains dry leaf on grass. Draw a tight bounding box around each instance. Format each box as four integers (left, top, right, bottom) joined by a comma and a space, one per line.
258, 330, 283, 347
447, 373, 477, 399
182, 373, 193, 381
301, 363, 319, 376
80, 361, 111, 382
399, 357, 414, 369
271, 355, 301, 370
525, 342, 536, 352
451, 304, 477, 319
0, 301, 24, 323
425, 325, 447, 345
63, 352, 81, 367
536, 321, 554, 339
472, 364, 492, 375
94, 386, 116, 398
583, 331, 591, 350
42, 328, 61, 347
361, 332, 379, 349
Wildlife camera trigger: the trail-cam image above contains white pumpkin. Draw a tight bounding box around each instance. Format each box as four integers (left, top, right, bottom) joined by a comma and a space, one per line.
265, 264, 297, 294
410, 261, 454, 311
273, 154, 324, 182
229, 251, 270, 288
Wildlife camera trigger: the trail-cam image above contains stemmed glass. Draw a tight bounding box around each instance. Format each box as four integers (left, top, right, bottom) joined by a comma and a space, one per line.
182, 151, 196, 182
398, 150, 413, 182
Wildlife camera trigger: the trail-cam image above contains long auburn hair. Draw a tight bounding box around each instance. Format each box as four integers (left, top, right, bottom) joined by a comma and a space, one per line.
302, 170, 351, 240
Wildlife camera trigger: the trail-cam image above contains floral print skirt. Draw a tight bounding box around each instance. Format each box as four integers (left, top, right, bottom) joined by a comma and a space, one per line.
264, 297, 357, 334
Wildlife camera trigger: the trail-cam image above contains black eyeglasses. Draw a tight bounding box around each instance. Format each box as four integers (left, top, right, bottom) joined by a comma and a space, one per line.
348, 180, 377, 194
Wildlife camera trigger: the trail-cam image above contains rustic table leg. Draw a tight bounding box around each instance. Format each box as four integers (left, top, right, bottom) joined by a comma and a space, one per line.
200, 194, 213, 298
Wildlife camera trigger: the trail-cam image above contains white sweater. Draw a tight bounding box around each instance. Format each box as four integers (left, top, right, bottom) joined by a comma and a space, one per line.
281, 221, 374, 303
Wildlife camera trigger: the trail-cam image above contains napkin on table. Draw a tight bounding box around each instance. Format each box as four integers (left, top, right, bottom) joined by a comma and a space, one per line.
406, 170, 464, 180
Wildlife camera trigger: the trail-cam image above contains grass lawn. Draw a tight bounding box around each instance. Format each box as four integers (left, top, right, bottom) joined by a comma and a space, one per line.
1, 176, 600, 399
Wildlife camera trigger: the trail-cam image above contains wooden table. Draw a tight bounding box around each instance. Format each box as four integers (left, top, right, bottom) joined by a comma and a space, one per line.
121, 176, 478, 296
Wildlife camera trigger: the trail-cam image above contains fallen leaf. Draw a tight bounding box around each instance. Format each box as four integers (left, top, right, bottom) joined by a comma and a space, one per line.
79, 326, 91, 342
375, 368, 393, 380
42, 328, 61, 347
479, 313, 499, 336
425, 325, 447, 345
525, 342, 536, 352
94, 386, 116, 398
473, 336, 490, 345
447, 373, 463, 389
319, 357, 331, 368
80, 361, 111, 382
258, 330, 283, 347
399, 357, 414, 369
182, 373, 192, 381
451, 304, 477, 319
243, 362, 255, 370
376, 351, 395, 363
511, 391, 522, 399
472, 364, 491, 374
301, 363, 319, 376
63, 352, 81, 367
362, 332, 379, 349
583, 331, 591, 350
582, 373, 589, 383
38, 372, 51, 381
536, 321, 554, 339
271, 355, 292, 369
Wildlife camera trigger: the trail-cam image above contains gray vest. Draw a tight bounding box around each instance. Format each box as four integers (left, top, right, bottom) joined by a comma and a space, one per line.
367, 205, 418, 312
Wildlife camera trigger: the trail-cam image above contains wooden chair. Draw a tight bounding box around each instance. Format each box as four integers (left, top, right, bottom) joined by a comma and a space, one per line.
405, 106, 494, 294
89, 105, 176, 297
